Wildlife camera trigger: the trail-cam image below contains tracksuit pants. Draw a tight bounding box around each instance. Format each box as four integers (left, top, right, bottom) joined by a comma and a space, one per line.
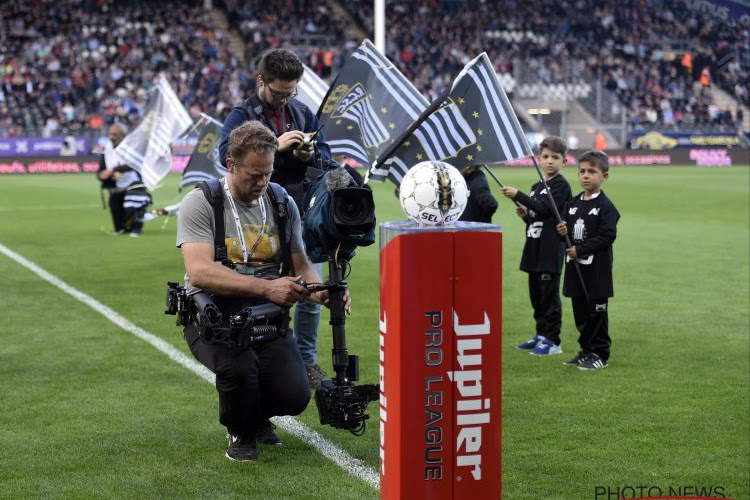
528, 272, 562, 345
571, 297, 611, 361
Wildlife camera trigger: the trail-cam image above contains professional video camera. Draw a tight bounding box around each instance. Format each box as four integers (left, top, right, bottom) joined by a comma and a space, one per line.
303, 163, 375, 263
302, 163, 379, 436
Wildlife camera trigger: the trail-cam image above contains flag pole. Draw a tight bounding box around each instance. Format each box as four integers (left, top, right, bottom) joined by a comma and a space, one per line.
315, 39, 377, 119
481, 164, 521, 207
530, 155, 590, 303
179, 114, 206, 139
314, 54, 350, 120
200, 112, 223, 126
371, 87, 452, 172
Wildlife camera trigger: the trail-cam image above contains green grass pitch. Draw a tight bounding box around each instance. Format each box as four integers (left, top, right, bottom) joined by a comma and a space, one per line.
0, 165, 747, 500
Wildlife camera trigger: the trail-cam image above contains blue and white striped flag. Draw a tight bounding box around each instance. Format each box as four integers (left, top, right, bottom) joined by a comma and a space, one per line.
317, 40, 428, 168
115, 75, 193, 190
179, 115, 227, 191
297, 64, 329, 114
373, 52, 533, 186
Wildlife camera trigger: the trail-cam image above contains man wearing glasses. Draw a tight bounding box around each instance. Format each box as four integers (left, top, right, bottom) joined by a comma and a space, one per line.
219, 48, 332, 391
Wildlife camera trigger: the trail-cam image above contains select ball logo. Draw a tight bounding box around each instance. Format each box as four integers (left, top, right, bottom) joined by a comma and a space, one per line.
399, 161, 468, 226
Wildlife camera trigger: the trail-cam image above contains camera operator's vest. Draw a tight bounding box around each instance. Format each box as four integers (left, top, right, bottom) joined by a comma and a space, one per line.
196, 178, 292, 277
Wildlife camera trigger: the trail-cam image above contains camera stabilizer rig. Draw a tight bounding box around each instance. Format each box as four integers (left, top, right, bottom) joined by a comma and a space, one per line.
165, 282, 289, 349
304, 258, 379, 436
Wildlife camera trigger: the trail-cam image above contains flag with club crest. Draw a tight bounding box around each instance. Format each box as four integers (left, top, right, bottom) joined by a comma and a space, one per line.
115, 75, 193, 190
179, 114, 227, 191
317, 39, 428, 168
297, 64, 329, 114
371, 52, 533, 186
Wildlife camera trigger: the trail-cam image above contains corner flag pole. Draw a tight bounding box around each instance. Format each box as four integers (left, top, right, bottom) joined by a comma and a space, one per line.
530, 155, 590, 303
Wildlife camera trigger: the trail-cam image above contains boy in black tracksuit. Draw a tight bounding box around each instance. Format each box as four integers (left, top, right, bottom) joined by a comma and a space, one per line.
459, 165, 499, 223
502, 137, 572, 356
556, 150, 620, 371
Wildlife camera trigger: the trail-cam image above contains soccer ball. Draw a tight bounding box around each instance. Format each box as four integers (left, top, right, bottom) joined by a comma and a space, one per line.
398, 161, 468, 226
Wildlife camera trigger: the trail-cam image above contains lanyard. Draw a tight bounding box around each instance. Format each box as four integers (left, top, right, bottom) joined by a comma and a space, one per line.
223, 177, 267, 264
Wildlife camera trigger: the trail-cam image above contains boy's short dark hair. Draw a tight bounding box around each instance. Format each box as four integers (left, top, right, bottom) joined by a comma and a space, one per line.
258, 48, 304, 83
578, 150, 610, 173
538, 136, 567, 155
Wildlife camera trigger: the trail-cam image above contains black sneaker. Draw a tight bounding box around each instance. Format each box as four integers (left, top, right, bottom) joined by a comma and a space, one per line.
256, 420, 282, 446
226, 433, 257, 461
578, 353, 608, 371
305, 364, 326, 389
563, 351, 588, 366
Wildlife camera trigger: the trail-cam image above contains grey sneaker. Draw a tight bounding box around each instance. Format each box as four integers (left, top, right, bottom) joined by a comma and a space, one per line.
226, 433, 257, 462
305, 364, 326, 389
256, 420, 282, 446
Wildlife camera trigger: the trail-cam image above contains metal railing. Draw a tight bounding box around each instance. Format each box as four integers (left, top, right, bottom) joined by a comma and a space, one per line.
511, 58, 628, 146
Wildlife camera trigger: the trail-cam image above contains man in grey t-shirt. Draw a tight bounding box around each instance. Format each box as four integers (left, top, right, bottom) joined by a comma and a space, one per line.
176, 121, 349, 462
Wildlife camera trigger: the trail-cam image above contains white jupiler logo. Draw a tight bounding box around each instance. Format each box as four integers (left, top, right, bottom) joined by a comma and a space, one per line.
448, 311, 491, 481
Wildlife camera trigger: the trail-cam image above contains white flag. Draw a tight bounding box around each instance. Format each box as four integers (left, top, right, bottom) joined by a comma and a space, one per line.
115, 75, 193, 190
297, 64, 329, 114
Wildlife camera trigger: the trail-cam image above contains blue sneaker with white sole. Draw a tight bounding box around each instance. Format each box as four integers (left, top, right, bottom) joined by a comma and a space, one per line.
516, 335, 543, 350
530, 337, 563, 356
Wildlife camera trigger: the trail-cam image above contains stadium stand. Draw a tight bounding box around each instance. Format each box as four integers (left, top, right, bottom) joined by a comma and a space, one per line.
0, 0, 253, 138
1, 0, 747, 149
214, 0, 359, 77
337, 0, 749, 137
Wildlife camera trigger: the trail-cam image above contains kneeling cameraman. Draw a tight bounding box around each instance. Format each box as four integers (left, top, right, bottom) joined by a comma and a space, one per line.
176, 121, 350, 462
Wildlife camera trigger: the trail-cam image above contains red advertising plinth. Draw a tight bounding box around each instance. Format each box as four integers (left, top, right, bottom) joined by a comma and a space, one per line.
378, 221, 502, 500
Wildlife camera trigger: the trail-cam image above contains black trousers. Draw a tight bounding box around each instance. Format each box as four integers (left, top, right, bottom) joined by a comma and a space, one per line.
528, 272, 562, 345
108, 190, 127, 232
184, 324, 311, 437
571, 297, 611, 361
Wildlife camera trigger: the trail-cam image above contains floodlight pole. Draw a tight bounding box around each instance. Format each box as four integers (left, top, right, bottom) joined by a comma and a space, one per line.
374, 0, 385, 53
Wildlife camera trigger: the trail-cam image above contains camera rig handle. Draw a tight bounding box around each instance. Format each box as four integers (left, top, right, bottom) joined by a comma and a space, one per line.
300, 282, 347, 294
327, 258, 352, 385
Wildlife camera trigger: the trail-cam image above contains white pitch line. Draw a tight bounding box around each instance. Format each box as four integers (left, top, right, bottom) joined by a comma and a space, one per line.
0, 204, 101, 212
0, 242, 380, 490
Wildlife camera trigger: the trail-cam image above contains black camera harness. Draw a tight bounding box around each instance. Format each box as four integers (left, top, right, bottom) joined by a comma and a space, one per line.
198, 177, 291, 276
192, 178, 292, 349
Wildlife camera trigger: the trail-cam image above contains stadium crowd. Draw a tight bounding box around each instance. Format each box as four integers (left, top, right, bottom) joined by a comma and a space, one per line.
0, 0, 253, 138
217, 0, 355, 78
339, 0, 749, 130
1, 0, 747, 140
